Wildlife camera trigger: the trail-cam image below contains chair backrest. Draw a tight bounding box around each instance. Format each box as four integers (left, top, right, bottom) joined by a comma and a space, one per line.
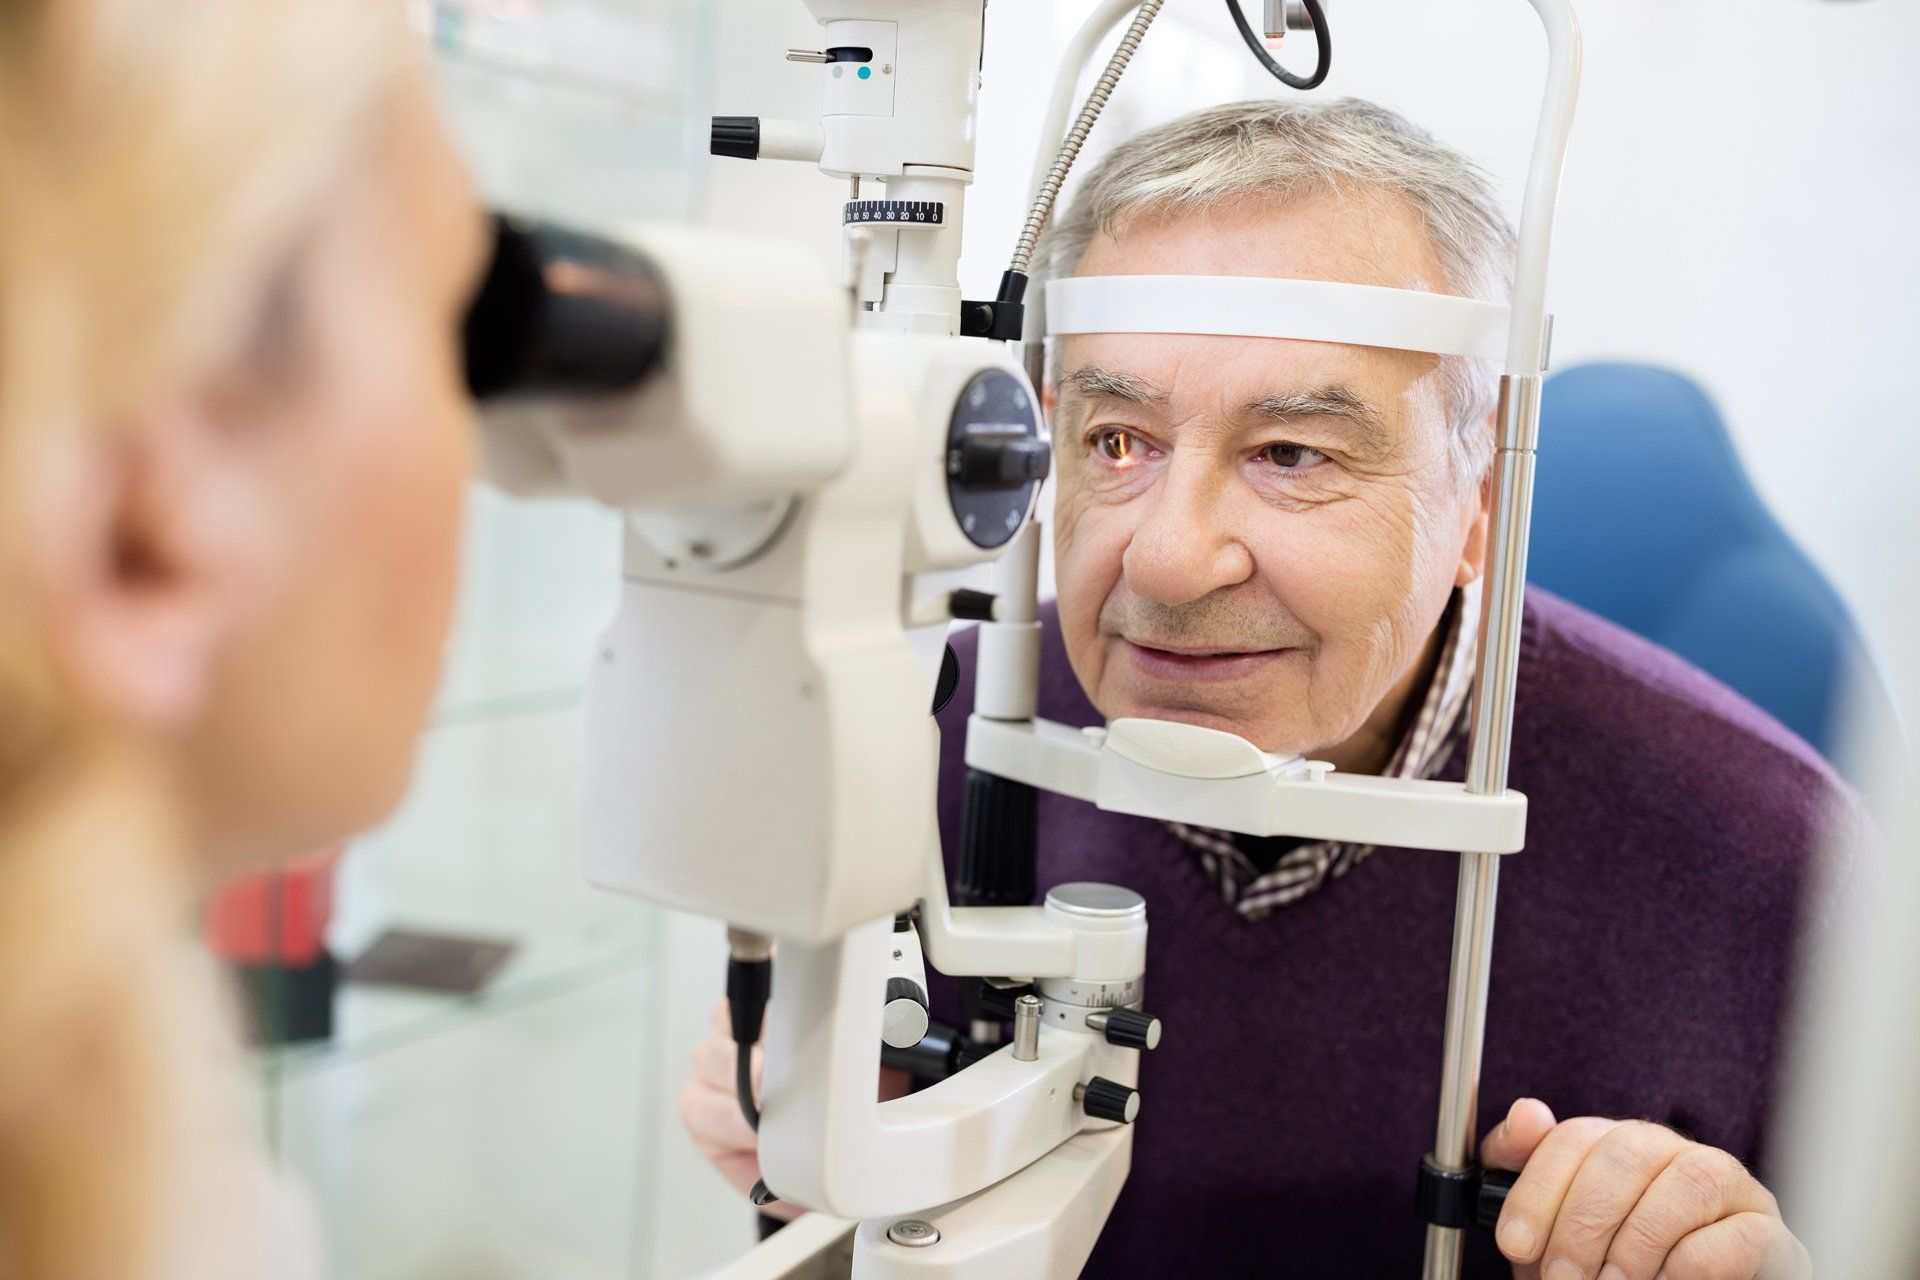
1529, 362, 1897, 780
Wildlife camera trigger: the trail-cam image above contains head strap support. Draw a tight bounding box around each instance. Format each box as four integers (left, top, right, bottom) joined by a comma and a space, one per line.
1046, 275, 1513, 362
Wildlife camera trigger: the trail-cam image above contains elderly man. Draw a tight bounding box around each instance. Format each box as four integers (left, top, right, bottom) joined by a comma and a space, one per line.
684, 99, 1837, 1278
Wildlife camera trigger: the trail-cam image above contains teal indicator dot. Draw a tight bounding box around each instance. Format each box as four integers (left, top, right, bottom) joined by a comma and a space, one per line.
858, 65, 871, 80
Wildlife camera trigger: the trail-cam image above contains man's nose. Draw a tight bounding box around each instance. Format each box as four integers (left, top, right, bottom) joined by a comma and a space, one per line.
1121, 462, 1254, 607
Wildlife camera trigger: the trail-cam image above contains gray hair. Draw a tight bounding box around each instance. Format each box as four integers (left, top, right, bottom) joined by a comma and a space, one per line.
1037, 97, 1514, 489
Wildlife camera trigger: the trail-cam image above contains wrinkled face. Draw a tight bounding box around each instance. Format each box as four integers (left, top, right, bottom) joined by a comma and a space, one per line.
177, 71, 487, 862
1051, 192, 1490, 763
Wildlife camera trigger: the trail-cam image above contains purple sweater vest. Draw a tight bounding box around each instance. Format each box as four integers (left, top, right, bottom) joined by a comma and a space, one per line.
931, 589, 1840, 1278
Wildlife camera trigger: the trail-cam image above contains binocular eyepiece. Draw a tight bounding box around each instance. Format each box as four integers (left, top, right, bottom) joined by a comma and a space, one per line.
462, 214, 672, 403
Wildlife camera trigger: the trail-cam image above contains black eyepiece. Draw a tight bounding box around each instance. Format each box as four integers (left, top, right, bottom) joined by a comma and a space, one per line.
463, 214, 672, 401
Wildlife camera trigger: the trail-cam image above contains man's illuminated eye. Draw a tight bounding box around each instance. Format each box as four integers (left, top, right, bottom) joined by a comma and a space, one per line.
1095, 428, 1139, 464
1262, 442, 1326, 470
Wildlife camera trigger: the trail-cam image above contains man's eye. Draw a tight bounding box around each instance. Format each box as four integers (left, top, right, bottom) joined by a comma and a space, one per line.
1094, 428, 1142, 465
1261, 442, 1327, 470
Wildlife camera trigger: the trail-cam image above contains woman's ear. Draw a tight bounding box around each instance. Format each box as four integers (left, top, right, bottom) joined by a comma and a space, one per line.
34, 399, 261, 734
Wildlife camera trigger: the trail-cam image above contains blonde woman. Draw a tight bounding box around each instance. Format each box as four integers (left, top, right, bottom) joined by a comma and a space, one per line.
0, 1, 488, 1275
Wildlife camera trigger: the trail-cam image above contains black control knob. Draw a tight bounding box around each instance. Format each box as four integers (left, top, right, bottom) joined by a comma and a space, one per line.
711, 116, 759, 159
1087, 1007, 1162, 1052
882, 977, 930, 1051
1076, 1077, 1141, 1125
951, 433, 1051, 492
946, 369, 1043, 550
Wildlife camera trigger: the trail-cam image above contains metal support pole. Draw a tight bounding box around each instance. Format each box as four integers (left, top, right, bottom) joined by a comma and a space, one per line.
1421, 373, 1542, 1279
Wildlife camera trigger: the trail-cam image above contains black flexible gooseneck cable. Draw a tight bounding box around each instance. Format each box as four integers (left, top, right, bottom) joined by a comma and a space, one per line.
1226, 0, 1332, 91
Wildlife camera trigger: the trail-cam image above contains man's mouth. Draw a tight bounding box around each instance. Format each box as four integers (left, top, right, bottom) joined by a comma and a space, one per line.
1120, 639, 1292, 681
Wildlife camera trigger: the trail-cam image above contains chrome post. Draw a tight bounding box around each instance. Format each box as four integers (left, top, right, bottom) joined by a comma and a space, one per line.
1421, 373, 1541, 1279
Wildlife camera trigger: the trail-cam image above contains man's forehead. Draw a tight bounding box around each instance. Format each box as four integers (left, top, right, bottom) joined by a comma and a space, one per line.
1052, 329, 1407, 407
1072, 189, 1446, 294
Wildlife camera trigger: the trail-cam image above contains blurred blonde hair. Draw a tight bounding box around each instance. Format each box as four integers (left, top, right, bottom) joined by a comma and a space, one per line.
0, 2, 404, 1274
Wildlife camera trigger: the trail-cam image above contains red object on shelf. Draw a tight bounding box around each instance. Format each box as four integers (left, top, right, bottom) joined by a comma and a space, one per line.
204, 846, 344, 967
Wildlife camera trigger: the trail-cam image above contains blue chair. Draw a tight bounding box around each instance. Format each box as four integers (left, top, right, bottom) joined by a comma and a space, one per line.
1528, 362, 1899, 783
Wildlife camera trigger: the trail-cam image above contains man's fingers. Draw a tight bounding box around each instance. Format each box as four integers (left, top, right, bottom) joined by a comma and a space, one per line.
1604, 1147, 1781, 1280
1482, 1097, 1559, 1171
690, 1027, 731, 1085
678, 1075, 759, 1157
1495, 1115, 1621, 1265
1658, 1211, 1806, 1280
688, 998, 803, 1221
1538, 1121, 1688, 1279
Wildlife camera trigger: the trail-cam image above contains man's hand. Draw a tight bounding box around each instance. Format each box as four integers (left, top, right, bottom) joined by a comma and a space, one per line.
1479, 1098, 1811, 1280
678, 999, 915, 1223
680, 1001, 801, 1220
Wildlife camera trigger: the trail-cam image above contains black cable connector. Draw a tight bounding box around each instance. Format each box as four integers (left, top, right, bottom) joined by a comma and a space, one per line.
1226, 0, 1331, 91
726, 946, 773, 1132
960, 270, 1031, 342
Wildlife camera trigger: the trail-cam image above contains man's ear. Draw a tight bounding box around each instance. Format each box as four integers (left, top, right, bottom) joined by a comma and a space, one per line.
34, 400, 261, 734
1453, 439, 1496, 589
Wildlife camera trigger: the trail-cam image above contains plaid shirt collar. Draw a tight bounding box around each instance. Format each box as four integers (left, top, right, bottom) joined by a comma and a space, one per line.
1166, 580, 1482, 921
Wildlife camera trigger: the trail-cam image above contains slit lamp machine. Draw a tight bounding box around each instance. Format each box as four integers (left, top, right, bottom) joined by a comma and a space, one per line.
458, 1, 1582, 1275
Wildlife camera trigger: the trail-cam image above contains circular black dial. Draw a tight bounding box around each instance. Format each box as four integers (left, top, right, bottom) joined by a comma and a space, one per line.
946, 369, 1047, 550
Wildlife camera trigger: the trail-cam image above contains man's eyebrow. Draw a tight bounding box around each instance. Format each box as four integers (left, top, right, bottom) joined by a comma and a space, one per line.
1244, 386, 1393, 457
1059, 365, 1168, 408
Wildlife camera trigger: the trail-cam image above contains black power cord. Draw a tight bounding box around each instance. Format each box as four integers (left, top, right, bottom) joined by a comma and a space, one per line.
734, 1042, 760, 1132
1226, 0, 1332, 91
725, 932, 780, 1207
725, 937, 774, 1132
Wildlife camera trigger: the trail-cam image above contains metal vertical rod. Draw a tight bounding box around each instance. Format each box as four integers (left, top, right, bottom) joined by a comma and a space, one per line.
1012, 994, 1043, 1061
1421, 374, 1542, 1279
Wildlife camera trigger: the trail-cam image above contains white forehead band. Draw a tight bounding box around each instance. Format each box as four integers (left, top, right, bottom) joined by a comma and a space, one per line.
1046, 275, 1513, 362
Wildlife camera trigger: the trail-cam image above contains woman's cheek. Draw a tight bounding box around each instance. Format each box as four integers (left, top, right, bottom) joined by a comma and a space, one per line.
338, 323, 467, 689
391, 392, 468, 657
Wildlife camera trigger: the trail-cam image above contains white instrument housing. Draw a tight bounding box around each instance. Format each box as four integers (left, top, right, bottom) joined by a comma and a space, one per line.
480, 223, 855, 509
577, 327, 1039, 943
